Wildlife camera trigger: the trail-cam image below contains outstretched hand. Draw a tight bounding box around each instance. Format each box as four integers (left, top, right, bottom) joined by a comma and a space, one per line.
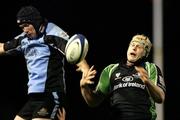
80, 65, 97, 88
76, 59, 97, 87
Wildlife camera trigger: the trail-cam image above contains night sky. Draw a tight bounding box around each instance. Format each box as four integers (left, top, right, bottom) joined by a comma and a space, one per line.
0, 0, 179, 120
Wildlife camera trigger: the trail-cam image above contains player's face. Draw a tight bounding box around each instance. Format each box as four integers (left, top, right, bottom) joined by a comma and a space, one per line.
127, 41, 146, 63
19, 23, 37, 39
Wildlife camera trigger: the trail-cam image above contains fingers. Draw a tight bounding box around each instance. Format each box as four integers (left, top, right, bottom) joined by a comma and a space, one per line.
84, 66, 96, 78
135, 66, 149, 82
80, 65, 97, 87
57, 107, 66, 120
87, 65, 96, 75
135, 66, 147, 75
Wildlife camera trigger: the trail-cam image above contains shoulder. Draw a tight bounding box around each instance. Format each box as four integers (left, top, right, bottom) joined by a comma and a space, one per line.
104, 63, 119, 71
102, 63, 119, 77
145, 61, 163, 77
46, 22, 69, 40
145, 61, 161, 71
14, 32, 26, 40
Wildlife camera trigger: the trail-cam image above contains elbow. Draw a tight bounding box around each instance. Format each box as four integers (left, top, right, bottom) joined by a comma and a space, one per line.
155, 98, 164, 104
88, 103, 98, 108
155, 91, 165, 103
85, 100, 101, 108
157, 95, 165, 104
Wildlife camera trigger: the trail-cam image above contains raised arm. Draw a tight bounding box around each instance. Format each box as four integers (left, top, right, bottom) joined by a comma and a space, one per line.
77, 60, 105, 107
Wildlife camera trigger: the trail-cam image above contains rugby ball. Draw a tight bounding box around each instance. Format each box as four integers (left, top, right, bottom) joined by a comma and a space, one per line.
65, 34, 89, 64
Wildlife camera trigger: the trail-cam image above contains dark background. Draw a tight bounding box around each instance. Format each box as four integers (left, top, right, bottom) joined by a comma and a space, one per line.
0, 0, 178, 120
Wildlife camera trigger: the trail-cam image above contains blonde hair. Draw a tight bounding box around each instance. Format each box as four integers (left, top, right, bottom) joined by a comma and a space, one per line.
130, 34, 152, 57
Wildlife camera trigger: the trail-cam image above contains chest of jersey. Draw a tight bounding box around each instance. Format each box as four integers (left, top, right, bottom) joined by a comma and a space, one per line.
110, 66, 146, 91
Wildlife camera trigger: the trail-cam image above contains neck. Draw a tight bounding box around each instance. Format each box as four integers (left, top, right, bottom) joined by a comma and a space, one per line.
126, 60, 135, 67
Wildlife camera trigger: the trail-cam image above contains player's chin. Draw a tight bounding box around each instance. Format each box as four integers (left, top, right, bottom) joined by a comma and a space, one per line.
128, 58, 137, 63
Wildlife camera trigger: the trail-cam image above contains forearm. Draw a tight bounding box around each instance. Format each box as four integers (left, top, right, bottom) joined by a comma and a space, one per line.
0, 43, 5, 54
81, 85, 97, 107
81, 85, 103, 107
146, 80, 165, 103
